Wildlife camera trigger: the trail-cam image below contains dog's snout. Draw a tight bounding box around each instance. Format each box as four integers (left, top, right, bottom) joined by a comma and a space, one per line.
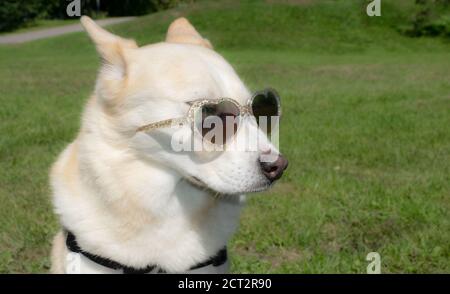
259, 154, 288, 183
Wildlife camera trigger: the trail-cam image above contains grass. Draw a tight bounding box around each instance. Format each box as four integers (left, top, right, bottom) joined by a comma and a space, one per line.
0, 0, 449, 273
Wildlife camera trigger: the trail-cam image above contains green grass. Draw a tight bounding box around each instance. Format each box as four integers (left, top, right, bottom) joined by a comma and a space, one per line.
0, 0, 449, 273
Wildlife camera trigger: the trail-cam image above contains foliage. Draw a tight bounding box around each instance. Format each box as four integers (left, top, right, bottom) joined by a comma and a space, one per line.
104, 0, 194, 16
0, 0, 194, 32
402, 0, 450, 37
0, 0, 41, 32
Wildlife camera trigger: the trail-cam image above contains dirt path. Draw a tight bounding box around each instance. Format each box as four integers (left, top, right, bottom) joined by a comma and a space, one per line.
0, 17, 136, 44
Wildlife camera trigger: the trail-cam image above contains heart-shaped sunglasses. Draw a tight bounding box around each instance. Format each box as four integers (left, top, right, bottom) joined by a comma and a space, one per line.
136, 88, 281, 146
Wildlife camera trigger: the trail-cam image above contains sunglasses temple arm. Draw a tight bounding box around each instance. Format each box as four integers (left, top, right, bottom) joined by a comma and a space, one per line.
136, 117, 187, 133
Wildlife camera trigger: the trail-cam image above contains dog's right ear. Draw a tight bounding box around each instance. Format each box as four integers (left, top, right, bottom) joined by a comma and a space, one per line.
81, 16, 137, 69
81, 16, 137, 107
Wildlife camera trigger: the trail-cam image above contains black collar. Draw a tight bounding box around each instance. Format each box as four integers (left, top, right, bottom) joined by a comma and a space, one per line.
65, 231, 227, 274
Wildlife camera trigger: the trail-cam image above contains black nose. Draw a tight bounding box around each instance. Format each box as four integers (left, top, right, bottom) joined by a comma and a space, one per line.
259, 154, 288, 183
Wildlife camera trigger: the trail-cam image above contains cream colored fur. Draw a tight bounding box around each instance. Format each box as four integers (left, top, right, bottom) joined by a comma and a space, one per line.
50, 16, 281, 273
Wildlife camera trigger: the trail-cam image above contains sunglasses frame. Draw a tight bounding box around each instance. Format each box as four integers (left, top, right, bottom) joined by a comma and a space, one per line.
136, 88, 281, 138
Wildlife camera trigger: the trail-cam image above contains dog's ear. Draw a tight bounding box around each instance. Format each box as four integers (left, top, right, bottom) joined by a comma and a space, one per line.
166, 17, 213, 49
81, 16, 137, 107
81, 16, 137, 68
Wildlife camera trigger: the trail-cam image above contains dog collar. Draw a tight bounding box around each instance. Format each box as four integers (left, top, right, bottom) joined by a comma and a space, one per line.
65, 231, 227, 274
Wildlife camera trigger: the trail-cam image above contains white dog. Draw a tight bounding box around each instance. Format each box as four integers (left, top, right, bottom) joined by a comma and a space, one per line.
50, 16, 288, 274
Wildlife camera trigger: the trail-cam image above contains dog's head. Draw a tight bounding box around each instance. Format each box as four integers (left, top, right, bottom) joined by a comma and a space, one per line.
81, 16, 287, 195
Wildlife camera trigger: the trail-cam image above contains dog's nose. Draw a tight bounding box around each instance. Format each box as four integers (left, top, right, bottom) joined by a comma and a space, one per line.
259, 154, 288, 183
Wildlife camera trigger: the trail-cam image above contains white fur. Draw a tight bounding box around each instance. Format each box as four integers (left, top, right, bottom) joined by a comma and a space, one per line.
50, 17, 281, 273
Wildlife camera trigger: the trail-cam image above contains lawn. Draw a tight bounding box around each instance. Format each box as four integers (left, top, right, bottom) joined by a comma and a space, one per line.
0, 0, 449, 273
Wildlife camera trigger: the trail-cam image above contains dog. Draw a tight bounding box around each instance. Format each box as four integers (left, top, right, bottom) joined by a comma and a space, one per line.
50, 16, 288, 274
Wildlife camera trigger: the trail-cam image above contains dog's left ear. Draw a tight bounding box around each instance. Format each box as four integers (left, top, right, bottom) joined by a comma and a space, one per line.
166, 17, 213, 49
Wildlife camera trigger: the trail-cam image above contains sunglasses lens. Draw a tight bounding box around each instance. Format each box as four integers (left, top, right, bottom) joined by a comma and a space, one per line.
195, 101, 240, 145
252, 89, 280, 134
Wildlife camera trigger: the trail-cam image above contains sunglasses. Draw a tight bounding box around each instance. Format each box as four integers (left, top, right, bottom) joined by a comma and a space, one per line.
137, 88, 281, 146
